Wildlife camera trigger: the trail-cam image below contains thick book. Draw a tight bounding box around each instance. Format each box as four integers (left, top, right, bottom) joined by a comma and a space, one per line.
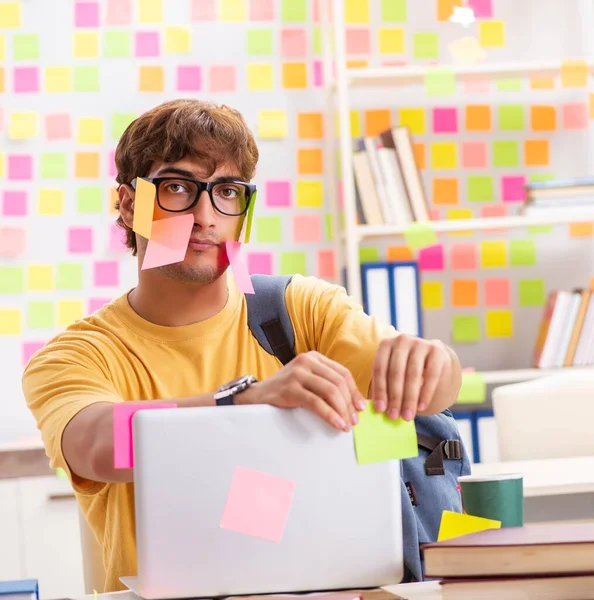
440, 573, 594, 600
0, 580, 39, 600
423, 522, 594, 579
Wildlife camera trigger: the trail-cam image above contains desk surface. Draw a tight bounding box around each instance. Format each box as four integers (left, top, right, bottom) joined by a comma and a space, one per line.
470, 455, 594, 497
77, 583, 443, 600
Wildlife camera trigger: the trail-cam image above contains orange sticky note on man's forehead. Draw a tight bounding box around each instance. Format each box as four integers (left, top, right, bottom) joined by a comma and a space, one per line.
133, 178, 156, 239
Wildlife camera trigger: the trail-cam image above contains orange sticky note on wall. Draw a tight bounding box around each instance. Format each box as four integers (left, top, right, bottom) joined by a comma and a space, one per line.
364, 108, 392, 137
133, 178, 156, 239
438, 510, 501, 542
297, 148, 323, 175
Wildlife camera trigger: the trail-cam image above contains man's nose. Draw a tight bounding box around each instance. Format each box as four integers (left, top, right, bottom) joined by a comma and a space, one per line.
192, 190, 217, 227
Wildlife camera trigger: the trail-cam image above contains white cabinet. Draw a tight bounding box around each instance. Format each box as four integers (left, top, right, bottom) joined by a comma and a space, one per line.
0, 479, 24, 580
18, 477, 85, 599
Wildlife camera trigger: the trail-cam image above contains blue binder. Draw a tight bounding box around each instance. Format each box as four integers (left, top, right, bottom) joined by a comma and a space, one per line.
0, 580, 39, 600
361, 261, 423, 337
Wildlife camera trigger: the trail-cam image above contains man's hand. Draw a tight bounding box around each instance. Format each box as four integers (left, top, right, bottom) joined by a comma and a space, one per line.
239, 351, 366, 432
370, 335, 461, 422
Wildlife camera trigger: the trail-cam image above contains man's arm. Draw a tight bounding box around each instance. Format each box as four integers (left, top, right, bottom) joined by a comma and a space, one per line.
62, 394, 218, 485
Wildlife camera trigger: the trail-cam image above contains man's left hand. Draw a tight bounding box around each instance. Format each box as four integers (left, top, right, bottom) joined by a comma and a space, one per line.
369, 335, 460, 421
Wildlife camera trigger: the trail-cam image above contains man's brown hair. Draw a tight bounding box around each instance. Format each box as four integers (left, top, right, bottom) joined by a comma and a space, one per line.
114, 99, 259, 255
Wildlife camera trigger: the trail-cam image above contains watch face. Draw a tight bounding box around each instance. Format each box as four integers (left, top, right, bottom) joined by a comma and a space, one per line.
220, 375, 251, 392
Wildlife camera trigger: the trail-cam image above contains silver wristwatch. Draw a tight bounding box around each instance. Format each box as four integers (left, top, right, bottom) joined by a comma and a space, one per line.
214, 375, 258, 406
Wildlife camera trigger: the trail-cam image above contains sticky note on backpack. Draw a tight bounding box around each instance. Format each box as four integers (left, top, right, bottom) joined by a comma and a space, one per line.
438, 510, 501, 542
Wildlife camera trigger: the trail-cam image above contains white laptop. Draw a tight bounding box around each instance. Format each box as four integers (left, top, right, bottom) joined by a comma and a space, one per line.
121, 404, 403, 599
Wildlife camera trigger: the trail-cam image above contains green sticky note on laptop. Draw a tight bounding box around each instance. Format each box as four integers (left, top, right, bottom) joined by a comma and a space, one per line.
353, 402, 418, 464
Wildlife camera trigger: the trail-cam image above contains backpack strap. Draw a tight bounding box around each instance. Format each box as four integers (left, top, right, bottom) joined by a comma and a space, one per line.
417, 433, 463, 476
245, 275, 297, 366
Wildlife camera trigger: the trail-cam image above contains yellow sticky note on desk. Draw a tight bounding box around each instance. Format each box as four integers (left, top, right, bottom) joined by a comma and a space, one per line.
9, 112, 38, 140
258, 110, 288, 139
353, 402, 418, 465
438, 510, 501, 541
133, 178, 156, 239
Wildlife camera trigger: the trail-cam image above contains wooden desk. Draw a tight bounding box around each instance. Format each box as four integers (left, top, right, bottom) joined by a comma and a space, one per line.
471, 455, 594, 523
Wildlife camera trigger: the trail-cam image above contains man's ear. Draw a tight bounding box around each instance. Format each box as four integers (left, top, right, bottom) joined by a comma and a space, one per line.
118, 184, 135, 229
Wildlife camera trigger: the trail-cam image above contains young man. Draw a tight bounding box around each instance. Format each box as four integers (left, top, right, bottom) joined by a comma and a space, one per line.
23, 99, 462, 592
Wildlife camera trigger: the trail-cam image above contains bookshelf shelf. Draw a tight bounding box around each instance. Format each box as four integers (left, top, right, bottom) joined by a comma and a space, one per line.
344, 60, 594, 88
352, 209, 594, 239
479, 365, 594, 385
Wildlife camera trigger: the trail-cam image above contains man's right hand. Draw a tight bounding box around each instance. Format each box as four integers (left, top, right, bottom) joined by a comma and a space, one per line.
238, 351, 366, 432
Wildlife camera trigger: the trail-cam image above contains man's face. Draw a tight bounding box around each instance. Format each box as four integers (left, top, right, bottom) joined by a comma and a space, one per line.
135, 158, 246, 285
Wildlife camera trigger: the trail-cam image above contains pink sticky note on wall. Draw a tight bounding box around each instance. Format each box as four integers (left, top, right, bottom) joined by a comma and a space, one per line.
562, 103, 588, 129
501, 175, 526, 202
14, 67, 39, 93
142, 214, 194, 270
247, 252, 273, 275
109, 223, 128, 252
209, 65, 236, 92
281, 29, 307, 58
293, 214, 322, 243
2, 191, 28, 216
94, 260, 119, 286
313, 60, 323, 87
75, 2, 100, 27
108, 150, 117, 178
485, 278, 511, 306
220, 466, 295, 543
225, 240, 255, 294
346, 29, 371, 54
22, 341, 46, 367
451, 243, 477, 270
113, 402, 177, 469
88, 297, 111, 313
45, 114, 72, 140
418, 244, 444, 271
433, 107, 458, 133
0, 227, 26, 257
106, 0, 132, 25
317, 250, 336, 280
249, 0, 274, 20
177, 66, 201, 91
265, 180, 291, 207
468, 0, 493, 18
135, 31, 160, 57
462, 141, 486, 168
68, 227, 93, 253
191, 0, 216, 20
8, 155, 33, 180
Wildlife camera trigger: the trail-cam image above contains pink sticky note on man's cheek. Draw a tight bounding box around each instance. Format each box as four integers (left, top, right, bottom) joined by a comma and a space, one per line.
141, 214, 194, 270
220, 466, 295, 543
225, 240, 255, 294
113, 402, 177, 469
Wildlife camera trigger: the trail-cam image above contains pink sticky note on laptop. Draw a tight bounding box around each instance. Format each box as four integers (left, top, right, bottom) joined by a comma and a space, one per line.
141, 214, 194, 270
113, 402, 177, 469
220, 466, 295, 543
225, 240, 255, 294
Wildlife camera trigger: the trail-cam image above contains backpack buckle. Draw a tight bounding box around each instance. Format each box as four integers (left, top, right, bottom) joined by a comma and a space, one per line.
443, 440, 462, 460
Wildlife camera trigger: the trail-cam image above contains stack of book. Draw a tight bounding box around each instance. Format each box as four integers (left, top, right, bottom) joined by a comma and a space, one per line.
532, 286, 594, 368
422, 522, 594, 599
520, 177, 594, 215
0, 580, 39, 600
352, 127, 431, 226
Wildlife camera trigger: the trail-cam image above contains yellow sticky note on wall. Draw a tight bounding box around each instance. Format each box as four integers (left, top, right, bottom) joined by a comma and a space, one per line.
27, 265, 54, 292
77, 118, 104, 144
296, 181, 324, 208
58, 300, 84, 328
561, 59, 588, 88
74, 31, 99, 59
138, 0, 163, 23
0, 3, 21, 28
220, 0, 246, 21
164, 26, 191, 54
257, 110, 287, 139
480, 241, 507, 268
479, 20, 505, 47
438, 511, 501, 542
247, 63, 274, 91
133, 178, 156, 239
45, 67, 71, 93
38, 189, 64, 215
9, 112, 38, 140
345, 0, 369, 23
0, 309, 22, 335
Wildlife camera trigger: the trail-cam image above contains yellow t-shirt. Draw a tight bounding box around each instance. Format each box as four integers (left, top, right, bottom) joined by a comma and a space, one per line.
22, 274, 394, 592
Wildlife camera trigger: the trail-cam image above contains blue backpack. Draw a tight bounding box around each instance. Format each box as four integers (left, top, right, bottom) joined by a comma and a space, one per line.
245, 275, 471, 582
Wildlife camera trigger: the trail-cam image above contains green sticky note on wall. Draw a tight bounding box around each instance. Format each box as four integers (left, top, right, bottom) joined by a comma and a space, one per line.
0, 267, 24, 294
280, 251, 307, 275
27, 301, 54, 329
353, 402, 418, 465
312, 27, 321, 54
468, 176, 494, 202
498, 105, 524, 130
404, 222, 438, 250
381, 0, 407, 21
496, 78, 522, 92
510, 240, 536, 266
255, 216, 282, 243
413, 33, 438, 60
13, 33, 39, 60
77, 187, 103, 214
452, 315, 481, 343
324, 213, 334, 242
282, 0, 306, 22
527, 225, 553, 234
493, 141, 519, 167
425, 68, 455, 96
104, 31, 131, 57
111, 113, 136, 140
359, 246, 380, 263
247, 29, 273, 55
457, 373, 487, 404
74, 66, 100, 92
56, 263, 84, 291
41, 153, 67, 179
518, 279, 545, 306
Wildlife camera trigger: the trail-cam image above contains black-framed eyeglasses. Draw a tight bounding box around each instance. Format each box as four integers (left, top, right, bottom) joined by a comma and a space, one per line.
130, 177, 256, 216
